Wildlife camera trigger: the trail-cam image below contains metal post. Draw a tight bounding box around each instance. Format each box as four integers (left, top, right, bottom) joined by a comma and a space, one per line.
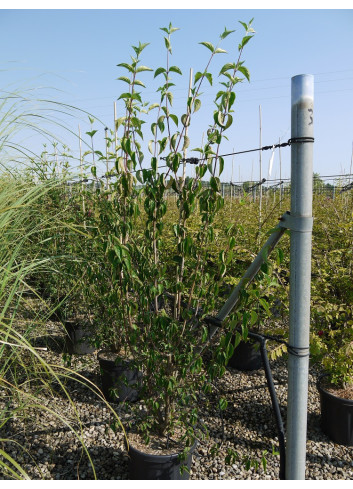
286, 74, 314, 480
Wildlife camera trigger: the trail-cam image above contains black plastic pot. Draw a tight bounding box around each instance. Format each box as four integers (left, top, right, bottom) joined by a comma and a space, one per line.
227, 339, 262, 371
64, 320, 95, 355
317, 374, 353, 446
127, 440, 197, 480
97, 350, 142, 403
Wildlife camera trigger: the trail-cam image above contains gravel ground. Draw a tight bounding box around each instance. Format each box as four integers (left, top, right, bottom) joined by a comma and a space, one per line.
1, 321, 353, 480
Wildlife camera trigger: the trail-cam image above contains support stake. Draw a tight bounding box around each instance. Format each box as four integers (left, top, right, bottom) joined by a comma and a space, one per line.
286, 74, 314, 480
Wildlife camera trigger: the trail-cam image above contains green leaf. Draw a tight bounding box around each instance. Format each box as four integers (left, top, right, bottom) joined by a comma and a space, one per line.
164, 37, 172, 53
214, 111, 225, 128
194, 72, 203, 84
220, 27, 235, 40
169, 114, 178, 126
250, 311, 258, 326
136, 65, 153, 72
157, 115, 165, 132
131, 92, 142, 102
166, 91, 173, 106
159, 136, 168, 154
219, 62, 236, 75
238, 65, 250, 81
132, 41, 149, 56
183, 135, 190, 151
205, 72, 213, 86
172, 154, 180, 172
224, 114, 233, 130
117, 62, 133, 72
171, 133, 178, 150
239, 35, 253, 51
214, 48, 227, 54
215, 90, 225, 101
118, 92, 132, 100
218, 398, 228, 410
219, 156, 224, 175
169, 25, 180, 34
259, 298, 270, 315
193, 99, 201, 113
148, 140, 154, 154
210, 176, 219, 192
117, 76, 131, 84
199, 41, 215, 53
228, 92, 236, 110
229, 236, 236, 249
134, 79, 146, 88
181, 114, 190, 127
154, 67, 166, 78
276, 248, 284, 265
135, 170, 143, 183
169, 66, 182, 75
151, 122, 157, 136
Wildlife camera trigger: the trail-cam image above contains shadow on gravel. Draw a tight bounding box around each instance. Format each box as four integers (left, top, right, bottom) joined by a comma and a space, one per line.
306, 411, 324, 441
24, 418, 111, 438
45, 443, 128, 480
50, 369, 104, 404
305, 448, 353, 479
31, 334, 66, 354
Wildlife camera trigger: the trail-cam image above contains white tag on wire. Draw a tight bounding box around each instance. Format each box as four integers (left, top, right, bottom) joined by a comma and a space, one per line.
268, 145, 275, 177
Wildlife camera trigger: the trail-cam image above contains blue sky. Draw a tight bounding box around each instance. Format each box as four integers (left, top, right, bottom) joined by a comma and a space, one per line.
1, 5, 353, 184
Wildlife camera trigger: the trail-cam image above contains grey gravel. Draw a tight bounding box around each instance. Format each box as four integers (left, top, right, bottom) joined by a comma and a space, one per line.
0, 322, 352, 480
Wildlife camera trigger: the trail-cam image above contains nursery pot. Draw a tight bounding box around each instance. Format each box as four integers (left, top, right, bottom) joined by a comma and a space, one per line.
317, 374, 353, 446
64, 319, 95, 355
127, 440, 197, 480
97, 350, 142, 403
227, 339, 262, 371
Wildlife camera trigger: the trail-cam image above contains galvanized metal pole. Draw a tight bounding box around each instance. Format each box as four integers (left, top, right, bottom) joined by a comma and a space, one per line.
286, 74, 314, 480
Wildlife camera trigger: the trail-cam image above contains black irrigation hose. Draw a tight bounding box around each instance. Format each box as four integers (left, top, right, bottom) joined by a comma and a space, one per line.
204, 315, 287, 480
246, 331, 286, 480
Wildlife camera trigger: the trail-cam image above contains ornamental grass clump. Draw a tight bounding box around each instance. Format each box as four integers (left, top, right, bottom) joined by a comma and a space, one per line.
89, 20, 256, 452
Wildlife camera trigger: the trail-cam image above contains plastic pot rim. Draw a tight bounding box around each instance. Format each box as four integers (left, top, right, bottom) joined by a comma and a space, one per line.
126, 438, 198, 462
317, 373, 353, 406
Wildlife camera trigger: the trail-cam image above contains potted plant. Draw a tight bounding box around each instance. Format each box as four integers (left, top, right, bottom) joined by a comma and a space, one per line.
83, 165, 143, 402
311, 198, 353, 446
312, 320, 353, 446
89, 19, 256, 478
28, 158, 97, 356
